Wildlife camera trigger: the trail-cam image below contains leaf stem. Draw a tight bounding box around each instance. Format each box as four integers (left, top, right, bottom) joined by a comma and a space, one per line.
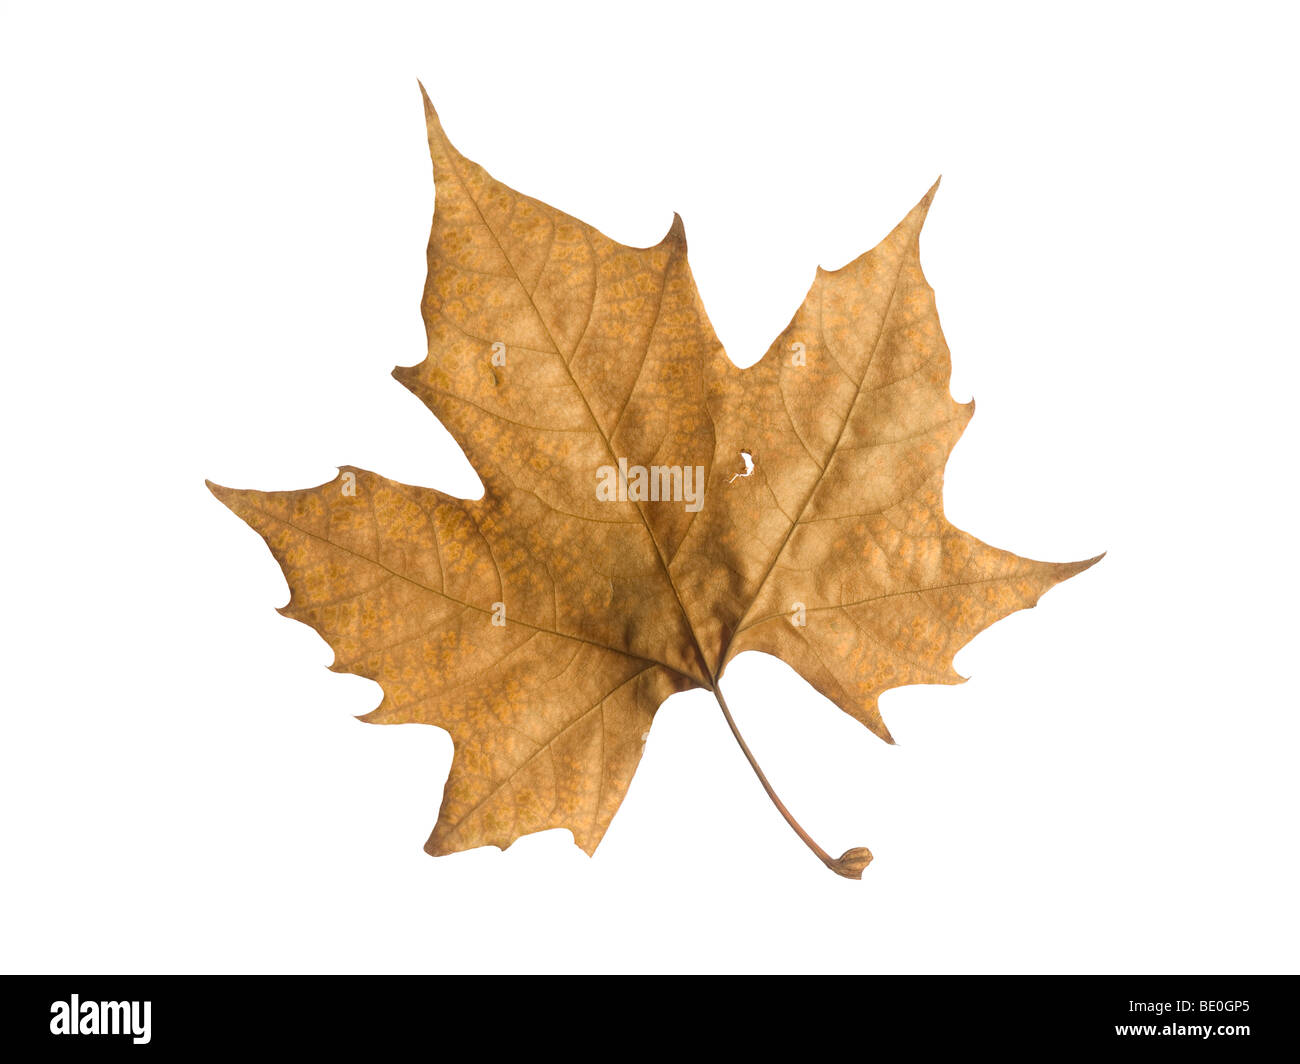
712, 682, 874, 879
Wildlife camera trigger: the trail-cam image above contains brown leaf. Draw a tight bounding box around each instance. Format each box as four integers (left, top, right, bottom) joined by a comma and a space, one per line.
210, 88, 1099, 872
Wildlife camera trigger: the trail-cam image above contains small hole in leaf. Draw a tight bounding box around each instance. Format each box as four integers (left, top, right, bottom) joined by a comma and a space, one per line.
729, 450, 755, 483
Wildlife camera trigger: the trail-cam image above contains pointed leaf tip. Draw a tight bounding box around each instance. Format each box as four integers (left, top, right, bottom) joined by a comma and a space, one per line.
420, 88, 452, 151
206, 479, 236, 508
662, 211, 687, 248
911, 176, 942, 225
1067, 552, 1106, 578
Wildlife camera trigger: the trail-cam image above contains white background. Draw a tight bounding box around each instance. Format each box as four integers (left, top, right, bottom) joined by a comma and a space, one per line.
2, 1, 1297, 974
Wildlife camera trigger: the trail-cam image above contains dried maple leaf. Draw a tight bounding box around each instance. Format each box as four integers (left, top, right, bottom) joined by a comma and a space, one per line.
210, 88, 1099, 877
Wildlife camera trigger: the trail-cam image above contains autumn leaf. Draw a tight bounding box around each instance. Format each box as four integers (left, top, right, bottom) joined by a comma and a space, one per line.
209, 87, 1099, 877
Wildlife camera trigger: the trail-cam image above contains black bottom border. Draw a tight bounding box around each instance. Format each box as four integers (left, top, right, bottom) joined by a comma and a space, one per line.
2, 974, 1291, 1052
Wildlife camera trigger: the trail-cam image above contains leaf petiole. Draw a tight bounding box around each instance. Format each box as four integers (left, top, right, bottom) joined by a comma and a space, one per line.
712, 682, 873, 879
